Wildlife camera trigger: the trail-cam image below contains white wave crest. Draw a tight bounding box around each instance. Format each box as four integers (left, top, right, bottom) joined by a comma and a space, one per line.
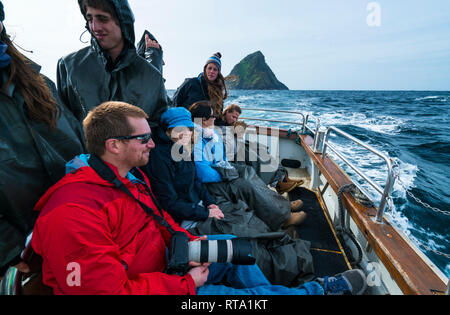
318, 112, 405, 135
414, 95, 448, 102
385, 158, 418, 233
392, 157, 418, 197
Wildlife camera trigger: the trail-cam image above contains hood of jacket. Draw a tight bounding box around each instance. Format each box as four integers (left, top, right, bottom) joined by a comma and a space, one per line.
136, 30, 164, 75
154, 126, 192, 159
154, 126, 173, 146
34, 154, 145, 212
78, 0, 135, 47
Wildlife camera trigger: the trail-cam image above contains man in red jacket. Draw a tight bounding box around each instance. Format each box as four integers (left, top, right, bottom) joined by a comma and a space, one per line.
31, 101, 205, 294
31, 101, 367, 295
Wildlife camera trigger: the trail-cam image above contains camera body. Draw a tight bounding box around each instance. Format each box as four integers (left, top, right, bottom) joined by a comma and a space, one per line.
166, 232, 256, 275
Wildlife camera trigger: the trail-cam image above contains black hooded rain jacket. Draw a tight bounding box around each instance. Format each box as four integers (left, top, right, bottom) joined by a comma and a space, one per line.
57, 0, 168, 126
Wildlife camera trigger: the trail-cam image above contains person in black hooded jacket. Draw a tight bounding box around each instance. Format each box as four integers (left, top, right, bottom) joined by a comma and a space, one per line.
173, 73, 209, 110
144, 108, 224, 227
173, 52, 229, 120
57, 0, 168, 126
0, 1, 85, 279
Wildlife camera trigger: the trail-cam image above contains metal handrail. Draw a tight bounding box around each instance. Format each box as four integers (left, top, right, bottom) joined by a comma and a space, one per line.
239, 116, 304, 126
240, 108, 319, 135
304, 114, 321, 136
323, 126, 396, 223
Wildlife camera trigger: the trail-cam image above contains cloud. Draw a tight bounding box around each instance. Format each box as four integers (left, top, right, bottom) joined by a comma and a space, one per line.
1, 0, 449, 90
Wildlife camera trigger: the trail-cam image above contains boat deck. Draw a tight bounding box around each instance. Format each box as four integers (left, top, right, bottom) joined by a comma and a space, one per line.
289, 186, 352, 277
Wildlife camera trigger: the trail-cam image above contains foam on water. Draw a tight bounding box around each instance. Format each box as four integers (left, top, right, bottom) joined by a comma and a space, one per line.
318, 112, 405, 135
233, 93, 272, 104
392, 157, 419, 198
415, 95, 448, 102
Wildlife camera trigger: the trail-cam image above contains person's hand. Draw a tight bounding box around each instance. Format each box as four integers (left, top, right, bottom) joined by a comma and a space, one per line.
188, 235, 207, 267
193, 235, 208, 242
145, 34, 161, 50
208, 204, 220, 210
15, 262, 30, 274
208, 205, 224, 220
0, 261, 30, 282
187, 264, 210, 288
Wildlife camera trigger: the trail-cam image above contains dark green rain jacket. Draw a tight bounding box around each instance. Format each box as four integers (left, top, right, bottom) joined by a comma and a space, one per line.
0, 63, 85, 272
57, 0, 168, 126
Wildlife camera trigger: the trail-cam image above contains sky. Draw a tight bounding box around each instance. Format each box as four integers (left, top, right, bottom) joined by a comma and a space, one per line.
2, 0, 450, 91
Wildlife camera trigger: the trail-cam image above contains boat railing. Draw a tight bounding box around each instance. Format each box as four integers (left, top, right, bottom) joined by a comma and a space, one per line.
240, 108, 320, 135
240, 107, 395, 224
322, 126, 396, 223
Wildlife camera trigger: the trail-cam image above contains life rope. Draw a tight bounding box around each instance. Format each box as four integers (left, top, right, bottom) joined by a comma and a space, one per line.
336, 184, 366, 268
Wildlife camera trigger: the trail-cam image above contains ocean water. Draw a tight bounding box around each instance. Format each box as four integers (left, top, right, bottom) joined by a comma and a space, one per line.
168, 89, 450, 279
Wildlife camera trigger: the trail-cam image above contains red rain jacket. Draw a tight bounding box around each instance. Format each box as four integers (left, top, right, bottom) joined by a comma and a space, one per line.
31, 163, 198, 295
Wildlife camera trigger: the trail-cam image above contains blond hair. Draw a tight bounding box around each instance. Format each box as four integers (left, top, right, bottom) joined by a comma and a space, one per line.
223, 104, 242, 116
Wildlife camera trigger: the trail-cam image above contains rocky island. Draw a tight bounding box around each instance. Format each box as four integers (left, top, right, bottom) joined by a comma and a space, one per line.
227, 51, 288, 90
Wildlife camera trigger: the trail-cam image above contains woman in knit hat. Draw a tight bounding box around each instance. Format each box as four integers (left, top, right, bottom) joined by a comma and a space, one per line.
173, 52, 229, 120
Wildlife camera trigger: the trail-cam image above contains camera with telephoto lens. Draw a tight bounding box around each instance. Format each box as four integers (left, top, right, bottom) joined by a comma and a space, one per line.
166, 232, 256, 275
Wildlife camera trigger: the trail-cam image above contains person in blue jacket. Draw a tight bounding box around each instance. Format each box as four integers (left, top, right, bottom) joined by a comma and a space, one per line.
189, 101, 307, 231
144, 108, 224, 228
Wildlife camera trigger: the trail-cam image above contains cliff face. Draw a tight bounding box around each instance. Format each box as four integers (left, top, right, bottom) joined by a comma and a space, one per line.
227, 51, 288, 90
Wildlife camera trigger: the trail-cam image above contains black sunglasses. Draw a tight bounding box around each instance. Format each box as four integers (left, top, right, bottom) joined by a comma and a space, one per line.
202, 113, 216, 120
113, 133, 152, 144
